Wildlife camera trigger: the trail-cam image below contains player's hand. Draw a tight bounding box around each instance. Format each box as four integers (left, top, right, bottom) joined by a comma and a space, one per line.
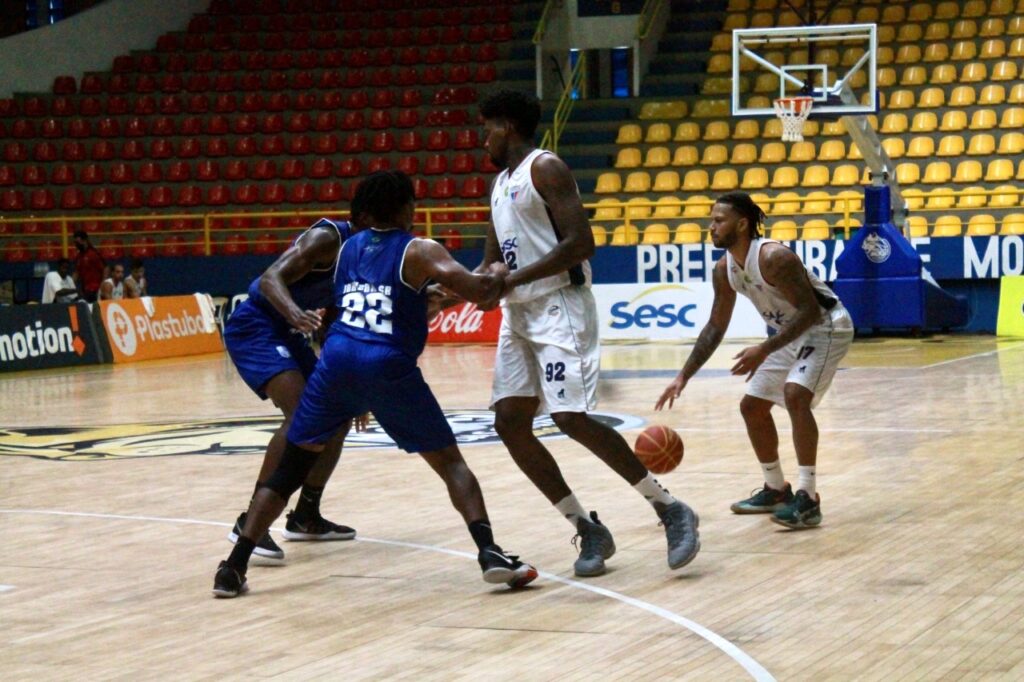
477, 268, 508, 311
655, 374, 688, 411
427, 284, 461, 322
289, 308, 323, 335
353, 413, 370, 432
731, 345, 768, 382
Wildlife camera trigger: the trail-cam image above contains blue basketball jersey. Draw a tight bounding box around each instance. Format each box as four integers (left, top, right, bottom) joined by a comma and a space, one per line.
329, 228, 429, 360
246, 218, 352, 327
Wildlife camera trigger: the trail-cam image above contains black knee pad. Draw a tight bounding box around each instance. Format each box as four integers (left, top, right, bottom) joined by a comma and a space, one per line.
261, 441, 318, 499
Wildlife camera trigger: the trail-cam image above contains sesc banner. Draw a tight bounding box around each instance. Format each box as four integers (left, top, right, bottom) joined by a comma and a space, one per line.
0, 302, 105, 372
427, 302, 502, 343
96, 294, 223, 363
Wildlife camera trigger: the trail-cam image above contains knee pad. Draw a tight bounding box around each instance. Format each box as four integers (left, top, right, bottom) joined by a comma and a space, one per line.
261, 441, 318, 499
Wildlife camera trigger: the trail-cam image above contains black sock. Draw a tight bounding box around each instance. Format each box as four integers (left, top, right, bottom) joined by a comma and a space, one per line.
226, 536, 256, 573
294, 485, 324, 520
468, 519, 494, 552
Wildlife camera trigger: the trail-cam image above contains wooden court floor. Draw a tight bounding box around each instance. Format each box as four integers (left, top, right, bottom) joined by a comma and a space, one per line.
1, 335, 1023, 681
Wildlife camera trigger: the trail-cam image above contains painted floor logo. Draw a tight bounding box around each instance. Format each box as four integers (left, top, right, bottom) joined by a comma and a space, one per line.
0, 410, 645, 461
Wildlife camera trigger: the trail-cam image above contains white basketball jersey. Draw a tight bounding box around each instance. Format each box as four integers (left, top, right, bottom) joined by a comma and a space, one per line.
103, 278, 124, 300
726, 238, 851, 332
491, 148, 592, 304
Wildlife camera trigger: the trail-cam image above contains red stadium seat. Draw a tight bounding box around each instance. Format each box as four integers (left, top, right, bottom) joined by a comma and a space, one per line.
450, 45, 472, 63
451, 153, 475, 174
268, 92, 292, 111
151, 117, 175, 136
313, 134, 338, 154
24, 97, 46, 116
397, 156, 420, 175
160, 235, 187, 257
287, 135, 312, 155
120, 140, 144, 160
132, 237, 157, 259
431, 178, 456, 199
88, 187, 114, 209
426, 130, 451, 151
98, 238, 125, 260
116, 186, 142, 209
205, 115, 230, 135
79, 97, 102, 116
251, 232, 278, 256
317, 91, 342, 110
80, 74, 103, 94
186, 94, 209, 113
196, 160, 220, 182
492, 24, 514, 42
60, 187, 84, 210
179, 116, 203, 135
448, 65, 471, 84
205, 138, 228, 157
21, 165, 45, 185
177, 185, 202, 207
288, 183, 314, 204
67, 116, 91, 138
12, 119, 36, 138
395, 109, 420, 129
0, 165, 14, 186
317, 181, 344, 202
259, 136, 284, 155
207, 184, 230, 205
396, 68, 419, 86
344, 91, 369, 109
424, 154, 448, 175
51, 96, 75, 116
281, 159, 305, 179
260, 113, 284, 134
474, 64, 497, 83
29, 189, 55, 211
460, 176, 487, 198
422, 66, 445, 85
412, 177, 428, 200
110, 162, 134, 184
369, 110, 392, 129
224, 160, 248, 181
309, 157, 333, 178
241, 93, 265, 113
146, 186, 171, 208
234, 184, 259, 205
367, 156, 391, 173
370, 131, 395, 153
133, 97, 158, 116
150, 138, 174, 159
475, 44, 498, 62
2, 143, 26, 163
337, 158, 362, 178
266, 72, 289, 91
233, 136, 257, 156
124, 116, 146, 137
232, 114, 258, 135
397, 131, 423, 152
287, 112, 312, 133
425, 46, 447, 64
341, 111, 365, 130
107, 75, 129, 94
37, 240, 62, 261
97, 117, 120, 137
138, 162, 162, 183
81, 163, 104, 184
52, 163, 75, 185
454, 129, 479, 150
261, 183, 286, 205
167, 161, 191, 182
440, 229, 463, 250
480, 153, 500, 173
252, 159, 277, 180
342, 133, 367, 154
159, 95, 183, 115
89, 141, 114, 161
165, 54, 188, 73
222, 234, 249, 256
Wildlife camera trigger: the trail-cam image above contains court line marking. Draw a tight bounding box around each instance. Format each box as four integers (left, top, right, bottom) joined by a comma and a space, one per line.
0, 508, 774, 682
920, 342, 1024, 369
0, 585, 14, 593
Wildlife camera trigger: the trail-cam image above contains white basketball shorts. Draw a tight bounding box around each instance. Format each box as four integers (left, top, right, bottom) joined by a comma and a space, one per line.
747, 308, 854, 408
490, 285, 600, 416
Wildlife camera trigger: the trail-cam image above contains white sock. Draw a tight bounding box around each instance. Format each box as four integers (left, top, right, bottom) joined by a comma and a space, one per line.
633, 472, 677, 508
555, 494, 588, 528
798, 466, 816, 497
761, 459, 786, 491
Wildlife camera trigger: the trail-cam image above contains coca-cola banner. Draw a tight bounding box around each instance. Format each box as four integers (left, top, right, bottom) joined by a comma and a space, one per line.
427, 302, 502, 344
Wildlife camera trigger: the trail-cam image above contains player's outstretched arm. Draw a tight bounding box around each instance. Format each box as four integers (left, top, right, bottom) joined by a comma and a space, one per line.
656, 258, 736, 410
258, 226, 340, 334
404, 238, 506, 307
476, 176, 503, 273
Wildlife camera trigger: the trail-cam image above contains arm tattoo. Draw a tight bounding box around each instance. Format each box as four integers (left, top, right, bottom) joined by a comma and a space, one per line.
682, 325, 725, 380
760, 252, 821, 354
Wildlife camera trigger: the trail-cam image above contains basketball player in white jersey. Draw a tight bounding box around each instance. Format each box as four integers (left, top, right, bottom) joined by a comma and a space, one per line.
99, 263, 125, 300
655, 192, 854, 529
478, 90, 700, 576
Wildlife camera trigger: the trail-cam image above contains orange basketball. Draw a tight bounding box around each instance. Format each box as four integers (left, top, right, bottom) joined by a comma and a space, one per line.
634, 425, 684, 474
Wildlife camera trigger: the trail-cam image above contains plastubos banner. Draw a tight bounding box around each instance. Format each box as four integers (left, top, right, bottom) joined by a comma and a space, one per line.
96, 294, 223, 363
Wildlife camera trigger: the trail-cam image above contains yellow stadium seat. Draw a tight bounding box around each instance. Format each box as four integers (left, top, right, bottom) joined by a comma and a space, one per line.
939, 110, 968, 131
881, 137, 906, 158
615, 148, 642, 169
950, 86, 977, 106
626, 197, 652, 219
895, 45, 922, 64
802, 191, 832, 213
616, 124, 642, 144
937, 135, 966, 157
923, 161, 952, 184
682, 169, 709, 191
672, 146, 699, 166
925, 188, 956, 209
595, 172, 622, 194
998, 132, 1024, 154
777, 10, 800, 27
702, 77, 733, 96
708, 54, 732, 73
968, 109, 997, 130
964, 130, 996, 152
772, 192, 801, 214
653, 170, 681, 192
1019, 160, 1024, 181
855, 7, 879, 23
833, 217, 862, 236
750, 192, 771, 210
897, 24, 922, 42
750, 12, 773, 28
610, 224, 640, 245
979, 85, 1006, 105
925, 22, 950, 41
999, 108, 1024, 128
644, 123, 672, 144
888, 90, 915, 109
592, 225, 608, 246
899, 66, 926, 86
960, 62, 987, 83
730, 143, 758, 164
754, 73, 778, 94
830, 8, 853, 23
691, 99, 729, 118
954, 160, 984, 182
737, 168, 770, 189
674, 222, 703, 243
593, 198, 622, 220
643, 146, 671, 168
818, 140, 846, 161
682, 195, 712, 217
881, 113, 908, 134
831, 165, 861, 187
758, 142, 786, 163
990, 185, 1020, 207
992, 61, 1019, 81
842, 47, 866, 66
847, 142, 863, 160
673, 122, 700, 142
833, 190, 863, 213
816, 48, 840, 67
701, 144, 729, 165
703, 121, 730, 141
956, 186, 987, 209
1001, 214, 1024, 235
787, 141, 815, 163
733, 119, 760, 140
985, 159, 1014, 182
639, 101, 688, 120
771, 166, 799, 189
932, 217, 963, 238
763, 51, 786, 67
741, 167, 769, 189
641, 223, 671, 244
966, 215, 997, 236
769, 220, 799, 241
981, 39, 1007, 59
1010, 83, 1024, 103
980, 18, 1005, 36
882, 4, 905, 22
801, 165, 830, 188
909, 112, 937, 133
820, 119, 846, 136
747, 95, 772, 109
624, 171, 652, 192
923, 43, 949, 63
935, 1, 960, 19
1012, 37, 1024, 56
896, 163, 921, 184
762, 118, 783, 139
801, 219, 831, 240
877, 67, 897, 87
907, 137, 936, 158
1009, 15, 1024, 34
710, 169, 739, 191
652, 196, 683, 218
964, 0, 987, 16
918, 88, 946, 108
952, 20, 978, 39
723, 14, 747, 30
711, 32, 733, 51
907, 216, 929, 238
990, 0, 1013, 15
903, 188, 925, 210
929, 64, 957, 85
909, 2, 932, 20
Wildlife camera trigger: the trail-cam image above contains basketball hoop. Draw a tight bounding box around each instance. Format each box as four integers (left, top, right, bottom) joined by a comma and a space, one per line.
774, 96, 814, 142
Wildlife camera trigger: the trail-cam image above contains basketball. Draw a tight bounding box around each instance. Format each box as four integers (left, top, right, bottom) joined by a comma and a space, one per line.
634, 425, 684, 474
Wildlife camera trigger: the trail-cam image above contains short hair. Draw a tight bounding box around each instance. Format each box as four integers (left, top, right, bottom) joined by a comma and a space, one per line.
130, 258, 144, 270
73, 229, 88, 240
351, 171, 415, 226
480, 89, 542, 138
715, 191, 766, 239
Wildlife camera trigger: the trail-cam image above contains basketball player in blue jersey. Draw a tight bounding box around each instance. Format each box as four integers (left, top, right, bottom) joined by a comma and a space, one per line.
477, 90, 700, 578
222, 210, 368, 560
655, 192, 853, 529
213, 171, 537, 597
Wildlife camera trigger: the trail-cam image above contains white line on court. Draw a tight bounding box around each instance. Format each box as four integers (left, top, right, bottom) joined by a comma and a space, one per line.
0, 508, 775, 682
0, 585, 14, 593
921, 342, 1024, 369
674, 427, 953, 434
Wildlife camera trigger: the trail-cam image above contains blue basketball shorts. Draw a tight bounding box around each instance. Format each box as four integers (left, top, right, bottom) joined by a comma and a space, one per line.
223, 300, 318, 400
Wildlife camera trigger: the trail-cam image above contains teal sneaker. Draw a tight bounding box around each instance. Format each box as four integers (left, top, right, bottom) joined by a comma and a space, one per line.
730, 482, 794, 514
771, 490, 822, 529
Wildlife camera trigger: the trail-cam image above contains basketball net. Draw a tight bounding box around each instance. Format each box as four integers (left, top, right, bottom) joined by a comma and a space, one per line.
774, 96, 814, 142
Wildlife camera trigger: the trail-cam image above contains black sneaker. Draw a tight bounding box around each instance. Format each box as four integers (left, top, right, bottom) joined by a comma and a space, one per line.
282, 511, 356, 541
658, 501, 701, 570
730, 483, 795, 514
212, 561, 248, 598
572, 511, 616, 577
771, 490, 823, 529
478, 544, 538, 589
227, 512, 284, 560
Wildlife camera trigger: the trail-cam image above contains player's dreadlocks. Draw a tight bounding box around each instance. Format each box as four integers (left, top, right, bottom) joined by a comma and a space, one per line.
480, 89, 542, 138
715, 191, 767, 239
351, 170, 415, 226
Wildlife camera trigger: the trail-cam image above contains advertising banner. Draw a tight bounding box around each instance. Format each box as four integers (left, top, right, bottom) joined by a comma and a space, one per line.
96, 294, 222, 363
0, 302, 105, 372
427, 302, 502, 344
592, 283, 766, 340
996, 275, 1024, 337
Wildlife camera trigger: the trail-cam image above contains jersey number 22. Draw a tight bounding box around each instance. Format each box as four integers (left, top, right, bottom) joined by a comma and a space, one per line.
340, 291, 393, 334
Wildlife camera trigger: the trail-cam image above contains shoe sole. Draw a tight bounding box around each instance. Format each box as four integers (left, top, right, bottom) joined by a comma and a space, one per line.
483, 565, 535, 585
212, 582, 248, 598
573, 562, 607, 578
770, 515, 822, 530
730, 503, 788, 514
281, 529, 356, 541
227, 530, 285, 560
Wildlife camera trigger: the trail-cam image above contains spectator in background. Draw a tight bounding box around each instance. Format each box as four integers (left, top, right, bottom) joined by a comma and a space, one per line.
125, 259, 147, 298
99, 263, 126, 300
73, 230, 105, 302
42, 258, 78, 304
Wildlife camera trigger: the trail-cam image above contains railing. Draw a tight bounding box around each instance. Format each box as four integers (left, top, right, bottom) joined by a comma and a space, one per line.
540, 50, 587, 154
637, 0, 667, 40
532, 0, 557, 44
